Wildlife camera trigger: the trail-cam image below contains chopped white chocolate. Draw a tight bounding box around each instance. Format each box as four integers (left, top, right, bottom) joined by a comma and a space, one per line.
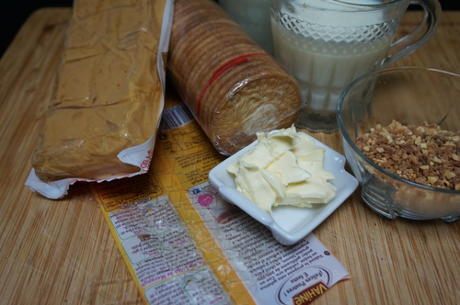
227, 126, 336, 213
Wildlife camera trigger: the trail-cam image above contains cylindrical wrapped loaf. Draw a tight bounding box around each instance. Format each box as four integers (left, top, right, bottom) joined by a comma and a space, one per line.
32, 0, 166, 182
168, 0, 301, 156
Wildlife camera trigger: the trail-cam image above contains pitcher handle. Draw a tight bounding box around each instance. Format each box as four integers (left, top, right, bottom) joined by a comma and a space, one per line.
382, 0, 442, 67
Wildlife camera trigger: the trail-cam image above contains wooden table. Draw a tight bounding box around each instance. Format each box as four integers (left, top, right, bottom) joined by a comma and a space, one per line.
1, 8, 459, 305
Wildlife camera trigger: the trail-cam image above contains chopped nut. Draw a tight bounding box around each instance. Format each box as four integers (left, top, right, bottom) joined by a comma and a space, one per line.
387, 135, 394, 144
445, 170, 456, 179
355, 120, 460, 191
416, 126, 425, 133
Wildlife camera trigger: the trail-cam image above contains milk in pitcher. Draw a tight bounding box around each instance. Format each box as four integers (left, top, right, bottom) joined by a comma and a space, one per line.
271, 21, 392, 114
271, 0, 400, 131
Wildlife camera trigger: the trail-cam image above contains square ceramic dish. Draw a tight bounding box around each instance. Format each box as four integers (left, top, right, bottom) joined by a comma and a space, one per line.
208, 131, 358, 245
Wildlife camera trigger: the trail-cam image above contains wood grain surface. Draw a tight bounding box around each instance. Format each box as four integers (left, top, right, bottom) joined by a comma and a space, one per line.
0, 8, 459, 305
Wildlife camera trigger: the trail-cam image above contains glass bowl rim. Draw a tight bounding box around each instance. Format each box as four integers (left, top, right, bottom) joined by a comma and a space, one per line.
336, 66, 460, 195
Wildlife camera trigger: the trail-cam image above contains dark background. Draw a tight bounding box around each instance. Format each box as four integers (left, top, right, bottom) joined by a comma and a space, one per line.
1, 0, 459, 58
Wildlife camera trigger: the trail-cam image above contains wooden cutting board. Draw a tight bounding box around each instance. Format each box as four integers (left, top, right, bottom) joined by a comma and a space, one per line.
0, 8, 459, 305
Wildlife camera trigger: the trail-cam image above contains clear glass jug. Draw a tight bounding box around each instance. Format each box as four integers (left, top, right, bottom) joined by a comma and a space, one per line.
271, 0, 441, 132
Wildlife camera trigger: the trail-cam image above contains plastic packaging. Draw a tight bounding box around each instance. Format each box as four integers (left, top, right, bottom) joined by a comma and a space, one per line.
168, 0, 301, 156
26, 0, 174, 198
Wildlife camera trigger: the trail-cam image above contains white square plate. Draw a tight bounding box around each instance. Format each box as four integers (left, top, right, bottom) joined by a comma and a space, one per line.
208, 131, 358, 245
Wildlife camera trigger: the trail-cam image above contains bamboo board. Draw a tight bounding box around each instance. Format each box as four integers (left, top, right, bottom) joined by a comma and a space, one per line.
0, 8, 459, 305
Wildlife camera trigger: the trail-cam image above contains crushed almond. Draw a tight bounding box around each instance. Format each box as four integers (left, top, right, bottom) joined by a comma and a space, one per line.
355, 120, 460, 190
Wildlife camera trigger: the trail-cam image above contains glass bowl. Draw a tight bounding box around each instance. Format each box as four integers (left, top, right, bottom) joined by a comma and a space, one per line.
337, 67, 460, 222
